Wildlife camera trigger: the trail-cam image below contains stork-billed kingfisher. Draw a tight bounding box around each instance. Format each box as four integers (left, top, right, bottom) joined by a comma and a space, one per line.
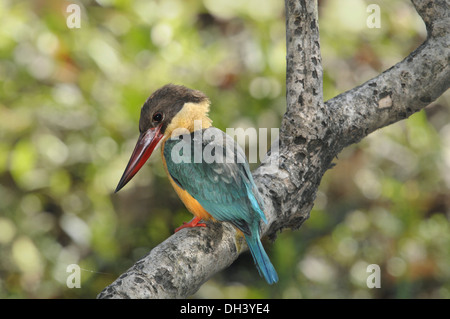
115, 84, 278, 284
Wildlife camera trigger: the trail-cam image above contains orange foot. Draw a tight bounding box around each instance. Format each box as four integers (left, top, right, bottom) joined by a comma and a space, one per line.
175, 216, 207, 233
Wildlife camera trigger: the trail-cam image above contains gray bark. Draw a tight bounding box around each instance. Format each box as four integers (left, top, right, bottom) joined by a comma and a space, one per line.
98, 0, 449, 299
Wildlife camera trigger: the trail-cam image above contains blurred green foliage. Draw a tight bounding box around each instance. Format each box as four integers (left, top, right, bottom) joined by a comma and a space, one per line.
0, 0, 448, 299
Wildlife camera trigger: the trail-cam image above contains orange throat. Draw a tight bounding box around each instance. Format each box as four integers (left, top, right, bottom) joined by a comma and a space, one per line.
160, 140, 213, 221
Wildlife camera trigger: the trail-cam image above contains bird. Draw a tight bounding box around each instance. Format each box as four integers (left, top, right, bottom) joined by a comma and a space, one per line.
115, 84, 278, 284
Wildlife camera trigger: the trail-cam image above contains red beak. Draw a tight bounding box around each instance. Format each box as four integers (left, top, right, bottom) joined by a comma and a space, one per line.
115, 125, 164, 193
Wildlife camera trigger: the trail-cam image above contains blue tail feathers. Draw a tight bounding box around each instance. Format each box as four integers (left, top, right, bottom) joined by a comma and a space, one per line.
245, 233, 278, 284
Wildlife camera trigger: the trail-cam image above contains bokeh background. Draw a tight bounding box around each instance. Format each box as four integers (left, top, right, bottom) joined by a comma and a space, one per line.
0, 0, 448, 298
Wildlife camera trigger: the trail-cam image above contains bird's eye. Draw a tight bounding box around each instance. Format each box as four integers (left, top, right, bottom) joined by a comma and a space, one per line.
152, 112, 163, 123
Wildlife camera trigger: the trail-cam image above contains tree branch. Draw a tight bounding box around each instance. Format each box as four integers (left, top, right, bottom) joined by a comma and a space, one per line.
327, 1, 449, 149
98, 0, 449, 298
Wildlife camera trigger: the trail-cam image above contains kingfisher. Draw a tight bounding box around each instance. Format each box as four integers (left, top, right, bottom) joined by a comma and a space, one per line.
115, 84, 278, 284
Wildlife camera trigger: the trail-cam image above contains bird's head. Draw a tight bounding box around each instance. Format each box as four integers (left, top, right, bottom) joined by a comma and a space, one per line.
115, 84, 212, 192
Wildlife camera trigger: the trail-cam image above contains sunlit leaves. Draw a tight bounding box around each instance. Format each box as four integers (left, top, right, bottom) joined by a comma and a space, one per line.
0, 0, 448, 299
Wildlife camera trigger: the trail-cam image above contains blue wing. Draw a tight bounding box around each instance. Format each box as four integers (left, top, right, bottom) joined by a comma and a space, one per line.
163, 127, 266, 235
164, 127, 278, 284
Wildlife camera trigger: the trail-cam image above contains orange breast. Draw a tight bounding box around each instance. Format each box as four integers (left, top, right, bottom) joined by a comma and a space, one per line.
161, 141, 213, 221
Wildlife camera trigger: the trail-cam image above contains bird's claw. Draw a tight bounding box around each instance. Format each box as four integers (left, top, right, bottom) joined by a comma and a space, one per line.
174, 217, 207, 233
